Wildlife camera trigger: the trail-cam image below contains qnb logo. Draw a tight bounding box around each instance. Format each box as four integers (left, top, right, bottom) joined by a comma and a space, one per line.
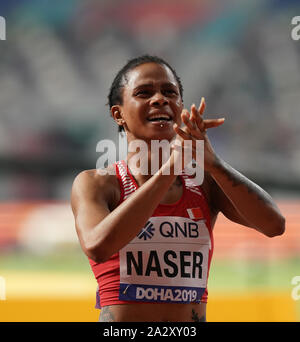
0, 16, 6, 40
291, 16, 300, 41
137, 221, 155, 240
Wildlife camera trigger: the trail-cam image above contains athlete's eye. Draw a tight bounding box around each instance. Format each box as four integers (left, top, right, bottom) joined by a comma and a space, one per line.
164, 89, 178, 96
135, 90, 151, 97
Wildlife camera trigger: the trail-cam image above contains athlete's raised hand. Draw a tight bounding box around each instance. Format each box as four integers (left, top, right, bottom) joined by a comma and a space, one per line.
173, 98, 225, 171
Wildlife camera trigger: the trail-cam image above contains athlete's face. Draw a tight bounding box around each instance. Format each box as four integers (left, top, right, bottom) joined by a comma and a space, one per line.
113, 62, 183, 142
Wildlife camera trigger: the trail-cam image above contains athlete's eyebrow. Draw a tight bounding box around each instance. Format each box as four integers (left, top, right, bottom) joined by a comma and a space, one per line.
161, 82, 178, 89
133, 82, 178, 90
133, 83, 154, 90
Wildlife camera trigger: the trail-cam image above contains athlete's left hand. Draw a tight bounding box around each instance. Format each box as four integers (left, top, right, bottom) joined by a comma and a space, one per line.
173, 98, 225, 172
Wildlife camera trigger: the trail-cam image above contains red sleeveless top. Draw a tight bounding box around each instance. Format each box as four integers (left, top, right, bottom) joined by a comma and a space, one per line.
89, 160, 214, 308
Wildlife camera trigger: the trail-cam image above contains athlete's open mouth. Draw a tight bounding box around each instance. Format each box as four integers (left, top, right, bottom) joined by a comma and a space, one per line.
147, 114, 172, 122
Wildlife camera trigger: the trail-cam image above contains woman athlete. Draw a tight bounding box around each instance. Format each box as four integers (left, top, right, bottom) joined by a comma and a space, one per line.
71, 55, 285, 322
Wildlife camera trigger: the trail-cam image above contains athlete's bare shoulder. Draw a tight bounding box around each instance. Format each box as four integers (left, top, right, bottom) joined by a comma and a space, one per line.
71, 164, 120, 212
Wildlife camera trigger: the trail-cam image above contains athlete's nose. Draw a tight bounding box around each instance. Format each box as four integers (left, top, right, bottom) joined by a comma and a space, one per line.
150, 93, 169, 107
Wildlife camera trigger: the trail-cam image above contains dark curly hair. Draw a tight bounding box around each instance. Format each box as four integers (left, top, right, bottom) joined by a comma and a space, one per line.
107, 55, 184, 132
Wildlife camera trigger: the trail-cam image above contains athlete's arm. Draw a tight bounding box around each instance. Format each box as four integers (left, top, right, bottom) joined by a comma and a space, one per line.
174, 99, 285, 237
71, 163, 177, 263
208, 158, 285, 237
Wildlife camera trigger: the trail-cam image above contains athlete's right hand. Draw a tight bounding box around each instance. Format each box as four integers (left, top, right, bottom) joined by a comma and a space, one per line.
173, 98, 225, 172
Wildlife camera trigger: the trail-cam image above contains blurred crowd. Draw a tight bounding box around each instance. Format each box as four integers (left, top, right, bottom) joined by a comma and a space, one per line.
0, 0, 299, 201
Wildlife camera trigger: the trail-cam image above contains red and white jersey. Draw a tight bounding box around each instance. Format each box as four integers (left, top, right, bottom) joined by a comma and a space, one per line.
89, 160, 214, 308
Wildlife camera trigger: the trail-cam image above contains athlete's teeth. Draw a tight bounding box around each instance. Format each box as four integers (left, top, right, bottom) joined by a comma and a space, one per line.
148, 116, 171, 121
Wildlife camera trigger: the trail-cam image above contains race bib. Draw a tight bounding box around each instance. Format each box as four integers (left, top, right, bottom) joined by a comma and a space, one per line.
119, 216, 211, 303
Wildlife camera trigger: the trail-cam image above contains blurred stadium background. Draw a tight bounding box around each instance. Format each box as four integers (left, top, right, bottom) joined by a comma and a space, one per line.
0, 0, 300, 322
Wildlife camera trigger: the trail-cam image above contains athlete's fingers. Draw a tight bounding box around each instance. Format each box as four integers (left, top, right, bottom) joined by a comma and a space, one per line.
178, 105, 225, 139
195, 108, 205, 131
182, 107, 197, 132
191, 104, 197, 119
180, 108, 190, 122
181, 108, 189, 119
203, 118, 225, 129
198, 97, 206, 115
182, 115, 195, 132
172, 124, 198, 157
173, 123, 193, 141
181, 109, 192, 130
190, 104, 198, 126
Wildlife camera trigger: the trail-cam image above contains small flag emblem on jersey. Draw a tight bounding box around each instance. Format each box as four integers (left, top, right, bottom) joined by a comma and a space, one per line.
187, 207, 204, 220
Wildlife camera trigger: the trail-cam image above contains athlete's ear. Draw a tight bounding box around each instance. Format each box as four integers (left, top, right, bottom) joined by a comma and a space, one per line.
111, 105, 125, 127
